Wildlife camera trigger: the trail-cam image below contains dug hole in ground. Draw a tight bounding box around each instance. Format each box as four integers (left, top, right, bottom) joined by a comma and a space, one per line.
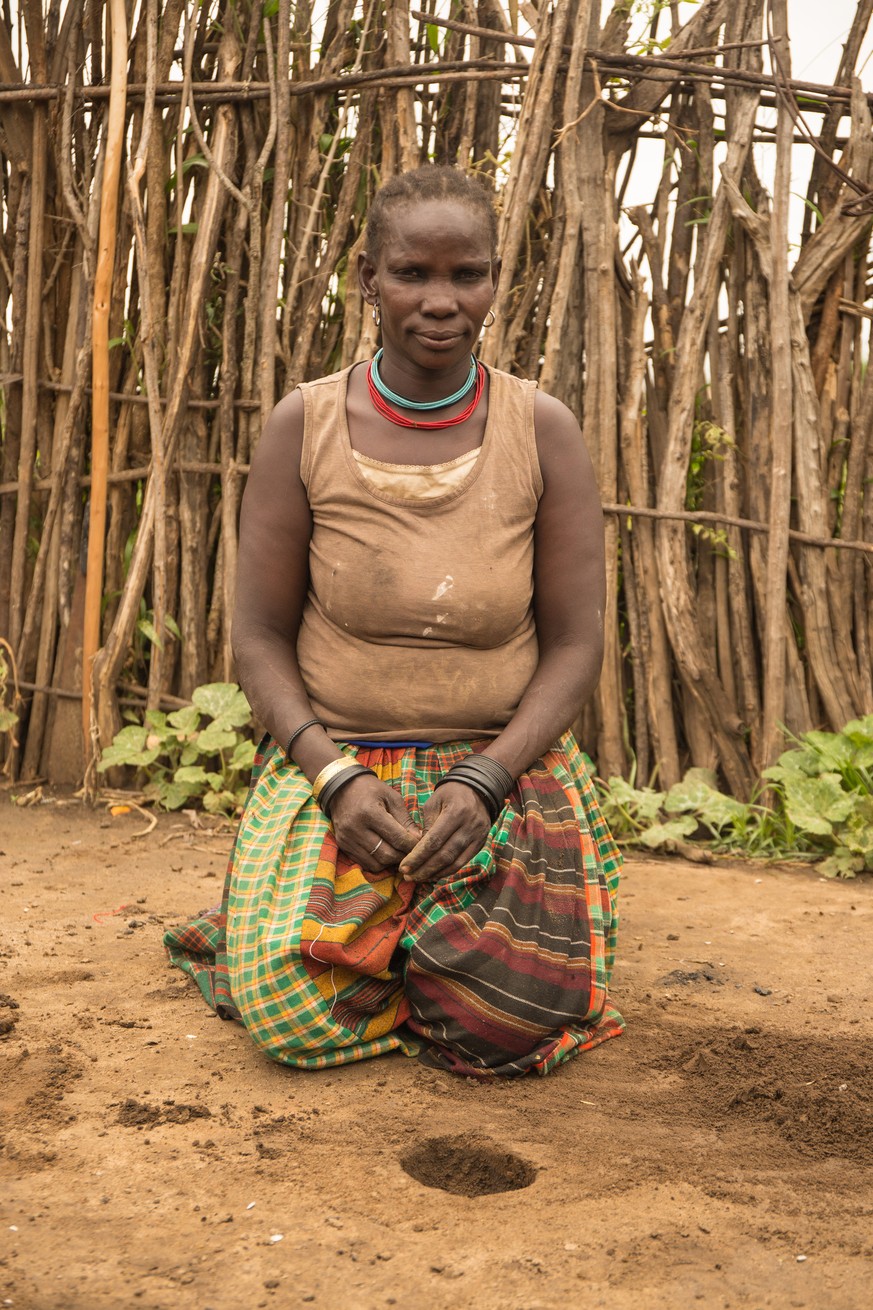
1, 799, 871, 1310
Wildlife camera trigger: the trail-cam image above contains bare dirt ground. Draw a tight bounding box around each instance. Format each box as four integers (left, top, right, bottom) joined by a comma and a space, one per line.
1, 798, 871, 1310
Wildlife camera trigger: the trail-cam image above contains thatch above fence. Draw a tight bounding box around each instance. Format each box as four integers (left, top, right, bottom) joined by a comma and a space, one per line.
1, 0, 872, 796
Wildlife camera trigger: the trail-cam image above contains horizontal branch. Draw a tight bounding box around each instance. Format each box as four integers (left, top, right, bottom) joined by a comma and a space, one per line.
17, 679, 191, 710
0, 372, 261, 410
0, 58, 521, 105
2, 456, 869, 556
0, 49, 863, 113
0, 460, 248, 496
601, 503, 873, 557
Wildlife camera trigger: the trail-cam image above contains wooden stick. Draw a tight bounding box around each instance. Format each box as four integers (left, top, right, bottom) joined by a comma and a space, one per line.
82, 0, 128, 776
8, 109, 46, 651
760, 0, 793, 770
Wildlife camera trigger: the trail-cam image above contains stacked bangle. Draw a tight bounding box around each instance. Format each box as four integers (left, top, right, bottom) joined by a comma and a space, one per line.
311, 756, 375, 818
285, 718, 321, 758
433, 754, 515, 823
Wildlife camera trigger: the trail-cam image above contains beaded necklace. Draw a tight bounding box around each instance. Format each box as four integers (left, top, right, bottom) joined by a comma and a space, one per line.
366, 351, 486, 431
370, 348, 477, 410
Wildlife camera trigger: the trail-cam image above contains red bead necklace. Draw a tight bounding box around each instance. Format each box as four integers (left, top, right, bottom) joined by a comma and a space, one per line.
366, 359, 486, 430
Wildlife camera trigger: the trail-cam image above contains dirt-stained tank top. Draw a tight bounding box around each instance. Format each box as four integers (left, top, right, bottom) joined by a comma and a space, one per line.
296, 363, 542, 741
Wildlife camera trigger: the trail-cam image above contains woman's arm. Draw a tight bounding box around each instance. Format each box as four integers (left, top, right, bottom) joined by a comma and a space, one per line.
399, 390, 605, 881
233, 390, 421, 865
483, 388, 606, 775
232, 390, 321, 762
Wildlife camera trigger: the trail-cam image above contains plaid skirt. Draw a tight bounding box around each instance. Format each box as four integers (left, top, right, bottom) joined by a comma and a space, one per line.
164, 734, 623, 1078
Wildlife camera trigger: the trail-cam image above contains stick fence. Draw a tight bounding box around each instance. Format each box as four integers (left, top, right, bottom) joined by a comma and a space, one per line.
1, 0, 872, 796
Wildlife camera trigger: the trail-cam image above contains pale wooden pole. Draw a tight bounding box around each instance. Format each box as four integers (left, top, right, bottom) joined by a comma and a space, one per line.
760, 0, 793, 770
82, 0, 128, 775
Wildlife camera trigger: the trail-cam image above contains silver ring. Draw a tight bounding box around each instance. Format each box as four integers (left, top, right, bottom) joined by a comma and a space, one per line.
369, 837, 385, 856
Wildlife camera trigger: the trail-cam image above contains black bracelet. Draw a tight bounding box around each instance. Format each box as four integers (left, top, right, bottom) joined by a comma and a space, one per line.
285, 718, 321, 759
318, 763, 375, 818
433, 771, 500, 822
433, 754, 514, 824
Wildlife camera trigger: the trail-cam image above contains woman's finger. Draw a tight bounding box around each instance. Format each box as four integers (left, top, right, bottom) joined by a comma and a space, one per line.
401, 832, 484, 883
399, 810, 482, 880
359, 833, 403, 872
379, 796, 422, 853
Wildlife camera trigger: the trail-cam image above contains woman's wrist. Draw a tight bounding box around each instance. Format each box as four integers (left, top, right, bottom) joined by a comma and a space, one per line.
313, 758, 376, 817
433, 754, 514, 823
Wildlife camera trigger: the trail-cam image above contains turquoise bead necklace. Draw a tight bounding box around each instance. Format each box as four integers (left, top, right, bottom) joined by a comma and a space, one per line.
370, 348, 478, 411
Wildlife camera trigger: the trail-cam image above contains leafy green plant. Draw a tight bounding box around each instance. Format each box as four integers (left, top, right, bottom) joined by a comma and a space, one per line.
98, 682, 255, 814
597, 720, 873, 878
763, 717, 873, 878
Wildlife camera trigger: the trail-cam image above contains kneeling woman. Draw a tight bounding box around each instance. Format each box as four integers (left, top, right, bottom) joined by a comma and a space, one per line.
165, 165, 623, 1078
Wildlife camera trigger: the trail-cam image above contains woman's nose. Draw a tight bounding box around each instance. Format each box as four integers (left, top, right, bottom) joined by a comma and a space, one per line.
420, 280, 458, 315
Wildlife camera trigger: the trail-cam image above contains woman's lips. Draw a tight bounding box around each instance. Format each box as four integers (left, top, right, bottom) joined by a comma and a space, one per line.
414, 332, 463, 350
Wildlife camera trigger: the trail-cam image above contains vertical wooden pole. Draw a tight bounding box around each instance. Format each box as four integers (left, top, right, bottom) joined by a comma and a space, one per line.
9, 108, 46, 654
82, 0, 128, 771
760, 0, 793, 769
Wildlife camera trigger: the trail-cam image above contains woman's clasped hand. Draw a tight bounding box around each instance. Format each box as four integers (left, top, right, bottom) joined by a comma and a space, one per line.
327, 771, 492, 882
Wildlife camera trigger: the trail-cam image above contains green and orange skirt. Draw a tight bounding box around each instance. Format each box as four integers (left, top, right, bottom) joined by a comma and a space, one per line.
164, 734, 623, 1077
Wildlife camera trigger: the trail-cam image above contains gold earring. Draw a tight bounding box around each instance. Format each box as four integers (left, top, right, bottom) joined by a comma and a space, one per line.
483, 309, 496, 328
372, 301, 381, 328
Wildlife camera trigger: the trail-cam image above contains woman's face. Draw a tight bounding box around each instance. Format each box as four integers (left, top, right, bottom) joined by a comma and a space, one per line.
359, 197, 499, 372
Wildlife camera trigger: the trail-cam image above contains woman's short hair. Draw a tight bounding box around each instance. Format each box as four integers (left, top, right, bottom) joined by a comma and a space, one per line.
364, 165, 499, 261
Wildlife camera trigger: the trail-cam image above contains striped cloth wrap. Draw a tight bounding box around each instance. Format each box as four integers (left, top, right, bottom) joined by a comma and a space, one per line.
164, 733, 624, 1078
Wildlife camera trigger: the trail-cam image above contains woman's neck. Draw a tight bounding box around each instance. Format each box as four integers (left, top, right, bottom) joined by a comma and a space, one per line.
376, 349, 475, 407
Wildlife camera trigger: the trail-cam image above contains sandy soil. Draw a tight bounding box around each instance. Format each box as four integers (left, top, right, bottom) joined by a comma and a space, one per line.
1, 797, 871, 1310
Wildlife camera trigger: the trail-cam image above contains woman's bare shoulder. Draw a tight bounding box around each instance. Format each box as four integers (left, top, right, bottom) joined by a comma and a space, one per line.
256, 388, 304, 456
532, 389, 592, 483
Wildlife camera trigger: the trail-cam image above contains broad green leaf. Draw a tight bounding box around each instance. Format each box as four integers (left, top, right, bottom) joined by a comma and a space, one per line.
98, 742, 163, 770
191, 682, 251, 728
817, 849, 863, 879
157, 778, 200, 810
666, 773, 749, 829
848, 743, 873, 770
0, 707, 18, 731
144, 709, 168, 732
636, 817, 697, 849
107, 724, 148, 749
782, 772, 855, 835
203, 788, 237, 814
230, 739, 256, 771
97, 725, 163, 770
167, 704, 201, 736
840, 794, 873, 863
787, 746, 824, 774
801, 730, 855, 771
174, 765, 209, 787
205, 771, 225, 791
180, 743, 199, 767
427, 22, 440, 55
194, 721, 238, 754
603, 776, 665, 824
841, 715, 873, 744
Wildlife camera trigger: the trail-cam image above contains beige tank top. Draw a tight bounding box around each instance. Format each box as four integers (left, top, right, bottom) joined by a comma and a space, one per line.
297, 364, 542, 741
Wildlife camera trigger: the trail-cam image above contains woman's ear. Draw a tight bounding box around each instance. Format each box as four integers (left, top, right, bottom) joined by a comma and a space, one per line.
491, 257, 502, 293
358, 249, 378, 303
